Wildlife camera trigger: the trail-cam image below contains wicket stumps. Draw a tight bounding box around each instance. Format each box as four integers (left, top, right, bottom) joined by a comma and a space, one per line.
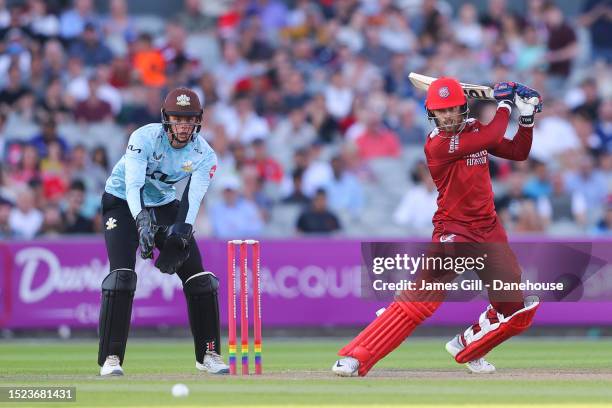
227, 239, 262, 375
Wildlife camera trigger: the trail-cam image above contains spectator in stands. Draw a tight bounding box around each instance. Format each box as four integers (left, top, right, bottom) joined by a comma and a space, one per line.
42, 40, 66, 85
569, 78, 601, 121
9, 144, 40, 187
523, 160, 552, 199
392, 99, 426, 145
579, 0, 612, 63
63, 180, 94, 234
30, 117, 69, 158
0, 111, 6, 159
60, 0, 98, 41
496, 173, 541, 232
74, 75, 113, 123
132, 33, 166, 87
324, 69, 354, 120
250, 138, 283, 184
38, 77, 72, 121
296, 188, 341, 234
0, 63, 29, 107
393, 166, 438, 233
103, 0, 136, 56
454, 3, 484, 50
209, 176, 264, 238
0, 195, 12, 238
174, 0, 215, 33
306, 93, 338, 143
272, 101, 317, 151
221, 93, 269, 144
543, 1, 577, 93
537, 172, 587, 228
69, 22, 113, 67
325, 155, 364, 217
564, 154, 608, 214
214, 41, 251, 102
38, 204, 65, 237
594, 99, 612, 154
355, 106, 401, 161
29, 0, 60, 40
8, 186, 42, 239
593, 197, 612, 234
282, 168, 310, 206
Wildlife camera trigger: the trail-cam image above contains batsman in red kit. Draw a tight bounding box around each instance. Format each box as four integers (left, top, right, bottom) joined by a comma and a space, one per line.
332, 78, 543, 376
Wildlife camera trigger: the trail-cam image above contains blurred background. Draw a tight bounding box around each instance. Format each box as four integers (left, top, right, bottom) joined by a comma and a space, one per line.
0, 0, 610, 240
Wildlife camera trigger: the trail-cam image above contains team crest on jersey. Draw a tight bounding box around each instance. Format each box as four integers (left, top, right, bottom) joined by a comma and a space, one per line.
176, 94, 191, 106
438, 86, 450, 98
182, 160, 193, 173
448, 135, 459, 153
106, 217, 117, 230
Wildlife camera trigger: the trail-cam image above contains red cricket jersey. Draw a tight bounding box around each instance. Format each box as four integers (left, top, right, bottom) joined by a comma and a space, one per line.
424, 106, 533, 237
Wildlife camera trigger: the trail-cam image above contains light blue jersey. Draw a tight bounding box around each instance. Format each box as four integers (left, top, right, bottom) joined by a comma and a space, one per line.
105, 123, 217, 225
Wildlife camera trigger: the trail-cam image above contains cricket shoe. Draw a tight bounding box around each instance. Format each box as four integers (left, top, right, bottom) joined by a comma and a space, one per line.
196, 351, 230, 374
100, 355, 124, 376
332, 356, 360, 377
445, 335, 496, 374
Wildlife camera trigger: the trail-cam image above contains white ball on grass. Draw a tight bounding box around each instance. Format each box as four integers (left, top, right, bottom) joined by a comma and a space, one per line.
171, 383, 189, 398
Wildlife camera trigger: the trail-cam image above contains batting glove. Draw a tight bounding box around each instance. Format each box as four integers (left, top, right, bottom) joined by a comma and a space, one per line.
514, 83, 542, 127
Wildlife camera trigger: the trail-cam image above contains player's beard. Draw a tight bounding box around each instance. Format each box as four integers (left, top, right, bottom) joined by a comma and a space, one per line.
436, 118, 462, 134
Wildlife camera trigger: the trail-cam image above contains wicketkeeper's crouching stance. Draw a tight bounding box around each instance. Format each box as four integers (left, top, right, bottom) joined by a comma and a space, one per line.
98, 87, 228, 376
333, 78, 543, 376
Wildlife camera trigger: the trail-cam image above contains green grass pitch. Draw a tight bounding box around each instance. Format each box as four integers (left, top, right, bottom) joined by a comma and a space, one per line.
1, 338, 612, 407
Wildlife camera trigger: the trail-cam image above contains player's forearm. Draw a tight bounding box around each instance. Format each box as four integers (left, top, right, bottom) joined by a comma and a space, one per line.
124, 158, 148, 218
183, 165, 214, 225
490, 126, 533, 161
479, 103, 511, 149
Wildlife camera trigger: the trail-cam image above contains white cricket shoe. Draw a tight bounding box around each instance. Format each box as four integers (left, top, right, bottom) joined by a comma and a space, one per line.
196, 351, 230, 374
332, 356, 360, 377
445, 335, 496, 374
100, 355, 124, 376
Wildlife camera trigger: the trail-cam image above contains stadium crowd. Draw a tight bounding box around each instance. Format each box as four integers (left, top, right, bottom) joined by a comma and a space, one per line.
0, 0, 610, 240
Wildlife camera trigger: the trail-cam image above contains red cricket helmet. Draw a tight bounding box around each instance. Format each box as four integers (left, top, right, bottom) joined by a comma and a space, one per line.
425, 77, 466, 110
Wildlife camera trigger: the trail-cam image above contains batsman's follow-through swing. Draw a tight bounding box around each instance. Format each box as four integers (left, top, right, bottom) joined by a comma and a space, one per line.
333, 77, 543, 376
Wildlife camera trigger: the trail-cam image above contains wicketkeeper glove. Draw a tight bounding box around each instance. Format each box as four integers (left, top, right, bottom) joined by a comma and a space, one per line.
135, 209, 158, 259
514, 83, 542, 127
155, 222, 193, 274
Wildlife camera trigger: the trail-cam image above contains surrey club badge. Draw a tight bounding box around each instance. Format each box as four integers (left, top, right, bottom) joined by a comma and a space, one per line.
176, 94, 191, 106
182, 160, 193, 173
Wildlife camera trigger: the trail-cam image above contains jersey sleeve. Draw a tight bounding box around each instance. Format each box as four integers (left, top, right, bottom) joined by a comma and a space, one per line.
426, 104, 511, 164
488, 124, 533, 161
124, 128, 154, 218
178, 149, 218, 225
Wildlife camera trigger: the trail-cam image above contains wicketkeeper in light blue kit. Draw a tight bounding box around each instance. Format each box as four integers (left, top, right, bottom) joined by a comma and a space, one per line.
98, 87, 229, 376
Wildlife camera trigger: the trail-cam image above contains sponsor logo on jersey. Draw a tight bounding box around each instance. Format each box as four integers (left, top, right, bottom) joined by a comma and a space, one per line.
465, 150, 488, 166
153, 152, 163, 161
176, 94, 191, 106
105, 217, 117, 230
209, 164, 217, 179
182, 160, 193, 173
448, 135, 459, 153
438, 86, 450, 98
127, 144, 141, 154
439, 233, 456, 242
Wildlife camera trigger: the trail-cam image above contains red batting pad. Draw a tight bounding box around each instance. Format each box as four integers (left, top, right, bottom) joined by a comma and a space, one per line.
338, 301, 440, 376
455, 296, 539, 364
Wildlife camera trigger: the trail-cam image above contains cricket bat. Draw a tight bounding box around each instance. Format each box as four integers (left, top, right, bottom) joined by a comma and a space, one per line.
409, 72, 494, 100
